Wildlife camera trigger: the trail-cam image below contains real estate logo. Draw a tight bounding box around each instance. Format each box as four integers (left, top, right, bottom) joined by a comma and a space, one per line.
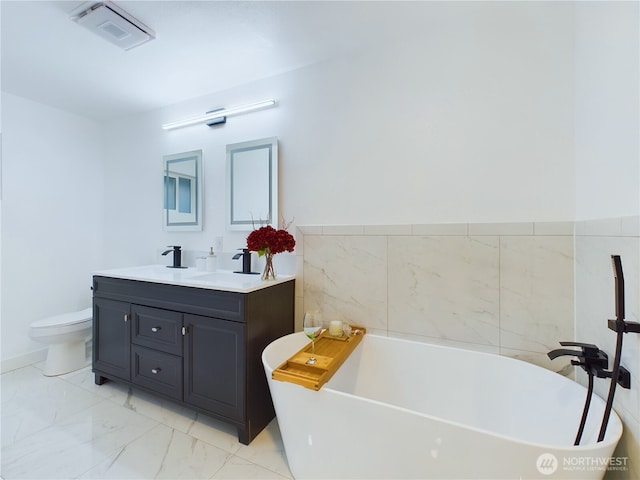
536, 453, 558, 475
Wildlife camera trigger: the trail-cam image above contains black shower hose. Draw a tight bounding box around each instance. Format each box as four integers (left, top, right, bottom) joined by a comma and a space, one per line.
597, 323, 624, 442
574, 369, 594, 446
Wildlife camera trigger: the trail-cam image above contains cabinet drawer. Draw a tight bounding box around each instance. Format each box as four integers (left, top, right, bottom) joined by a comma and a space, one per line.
131, 345, 182, 400
132, 305, 182, 355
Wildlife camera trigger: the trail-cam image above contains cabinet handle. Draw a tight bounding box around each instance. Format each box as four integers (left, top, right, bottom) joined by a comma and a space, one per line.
181, 327, 188, 336
151, 327, 161, 332
124, 314, 130, 323
151, 368, 161, 374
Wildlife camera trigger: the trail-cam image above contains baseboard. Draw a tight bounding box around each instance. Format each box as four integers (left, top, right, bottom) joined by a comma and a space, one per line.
1, 349, 47, 374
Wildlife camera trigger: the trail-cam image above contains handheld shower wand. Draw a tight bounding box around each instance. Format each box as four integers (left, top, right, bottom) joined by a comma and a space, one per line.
597, 255, 639, 442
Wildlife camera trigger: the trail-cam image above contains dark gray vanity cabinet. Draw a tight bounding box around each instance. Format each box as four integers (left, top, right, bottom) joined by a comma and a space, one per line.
92, 275, 294, 445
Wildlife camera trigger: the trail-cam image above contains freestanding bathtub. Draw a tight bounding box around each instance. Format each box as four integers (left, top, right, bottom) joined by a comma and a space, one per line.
263, 332, 623, 479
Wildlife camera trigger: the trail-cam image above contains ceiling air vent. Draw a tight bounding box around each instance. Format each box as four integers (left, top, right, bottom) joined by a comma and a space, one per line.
70, 2, 155, 51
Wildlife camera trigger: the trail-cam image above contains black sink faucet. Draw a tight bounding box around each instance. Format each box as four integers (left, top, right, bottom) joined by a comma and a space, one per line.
232, 248, 253, 274
162, 245, 184, 268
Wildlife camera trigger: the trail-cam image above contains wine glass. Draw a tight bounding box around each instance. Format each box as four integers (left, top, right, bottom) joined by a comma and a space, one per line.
303, 312, 323, 365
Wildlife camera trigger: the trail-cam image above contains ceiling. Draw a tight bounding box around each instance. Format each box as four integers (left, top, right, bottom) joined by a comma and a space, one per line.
1, 0, 435, 122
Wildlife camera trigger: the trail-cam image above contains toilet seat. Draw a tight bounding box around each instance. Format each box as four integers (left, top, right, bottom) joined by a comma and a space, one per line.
30, 307, 93, 329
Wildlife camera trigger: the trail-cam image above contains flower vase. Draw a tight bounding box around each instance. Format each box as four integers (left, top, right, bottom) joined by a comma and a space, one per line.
262, 253, 276, 280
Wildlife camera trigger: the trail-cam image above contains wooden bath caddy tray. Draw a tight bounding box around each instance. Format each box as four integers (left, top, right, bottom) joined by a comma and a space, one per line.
272, 327, 366, 390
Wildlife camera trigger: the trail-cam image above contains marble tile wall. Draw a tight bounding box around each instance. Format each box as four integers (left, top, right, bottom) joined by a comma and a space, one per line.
297, 221, 575, 370
574, 216, 639, 479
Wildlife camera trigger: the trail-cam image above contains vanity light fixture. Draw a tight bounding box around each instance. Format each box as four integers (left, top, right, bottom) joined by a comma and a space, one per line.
161, 99, 277, 131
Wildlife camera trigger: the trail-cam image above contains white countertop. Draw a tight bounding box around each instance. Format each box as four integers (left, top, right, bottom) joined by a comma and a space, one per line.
93, 265, 295, 294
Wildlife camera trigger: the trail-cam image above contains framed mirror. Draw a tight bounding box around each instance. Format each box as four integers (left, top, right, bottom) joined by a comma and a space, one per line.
163, 150, 203, 231
226, 137, 278, 231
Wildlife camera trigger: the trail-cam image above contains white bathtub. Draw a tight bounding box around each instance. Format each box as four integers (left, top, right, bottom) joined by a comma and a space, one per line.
263, 332, 623, 479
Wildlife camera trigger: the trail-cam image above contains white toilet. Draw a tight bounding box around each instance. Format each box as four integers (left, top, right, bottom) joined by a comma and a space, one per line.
29, 307, 93, 376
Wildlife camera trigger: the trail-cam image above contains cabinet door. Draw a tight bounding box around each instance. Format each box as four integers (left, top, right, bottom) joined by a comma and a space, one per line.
183, 314, 245, 421
93, 298, 131, 381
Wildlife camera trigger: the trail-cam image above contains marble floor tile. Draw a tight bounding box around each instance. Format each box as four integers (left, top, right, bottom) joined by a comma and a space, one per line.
211, 456, 290, 479
235, 420, 292, 479
2, 399, 159, 479
186, 414, 243, 455
79, 423, 231, 479
61, 366, 135, 410
1, 366, 107, 448
1, 365, 291, 480
120, 388, 199, 434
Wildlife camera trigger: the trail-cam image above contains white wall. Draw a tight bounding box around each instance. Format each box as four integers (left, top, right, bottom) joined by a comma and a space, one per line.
284, 4, 575, 226
101, 0, 575, 261
0, 93, 105, 368
575, 2, 640, 220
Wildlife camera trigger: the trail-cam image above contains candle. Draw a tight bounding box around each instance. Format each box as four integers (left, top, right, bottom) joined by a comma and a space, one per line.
329, 320, 343, 337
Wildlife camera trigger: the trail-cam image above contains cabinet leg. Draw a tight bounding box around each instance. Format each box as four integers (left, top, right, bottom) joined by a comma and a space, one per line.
237, 427, 250, 445
94, 374, 108, 385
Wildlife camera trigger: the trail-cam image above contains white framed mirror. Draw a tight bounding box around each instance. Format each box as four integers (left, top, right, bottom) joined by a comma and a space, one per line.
226, 137, 278, 231
163, 150, 203, 231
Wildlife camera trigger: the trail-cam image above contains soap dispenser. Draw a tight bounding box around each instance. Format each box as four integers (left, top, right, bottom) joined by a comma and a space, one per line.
206, 247, 218, 272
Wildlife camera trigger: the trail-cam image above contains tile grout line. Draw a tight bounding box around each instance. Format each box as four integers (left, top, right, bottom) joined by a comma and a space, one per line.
498, 235, 502, 356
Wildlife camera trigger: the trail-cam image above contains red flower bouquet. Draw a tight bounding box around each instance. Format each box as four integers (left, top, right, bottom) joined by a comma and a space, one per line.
246, 225, 295, 279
